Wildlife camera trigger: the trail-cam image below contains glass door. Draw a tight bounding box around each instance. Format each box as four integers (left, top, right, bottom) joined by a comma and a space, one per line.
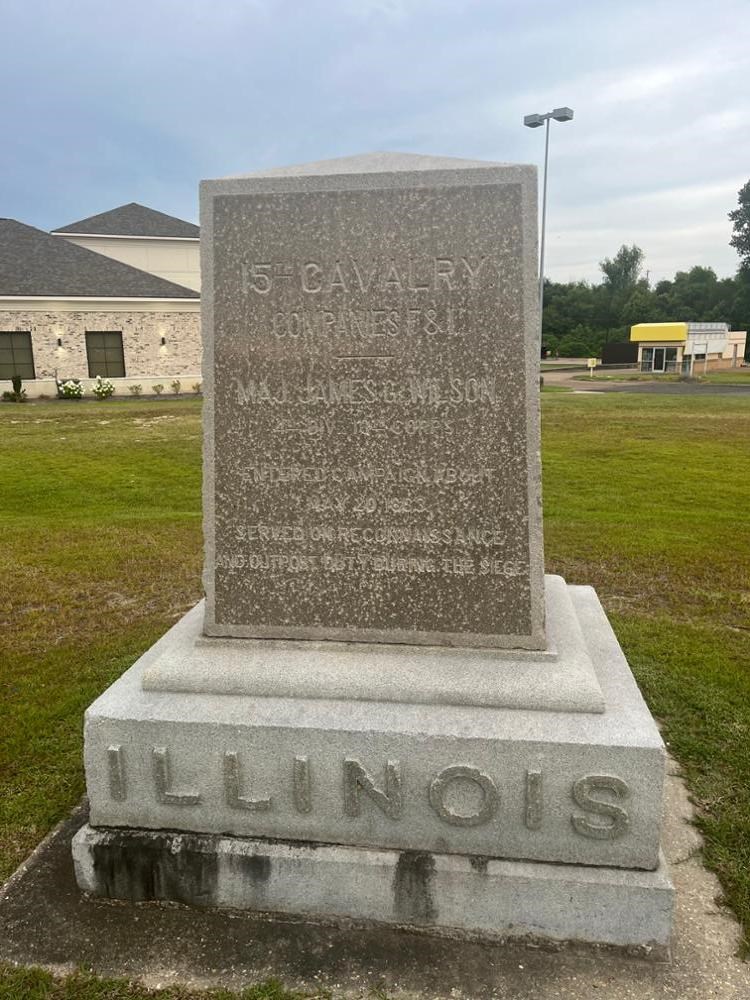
652, 348, 666, 372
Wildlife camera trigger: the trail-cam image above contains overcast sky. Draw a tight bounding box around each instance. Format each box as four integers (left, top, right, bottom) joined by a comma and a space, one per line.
1, 0, 747, 284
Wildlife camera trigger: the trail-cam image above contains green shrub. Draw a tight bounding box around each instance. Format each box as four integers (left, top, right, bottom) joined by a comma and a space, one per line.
170, 379, 182, 395
2, 375, 27, 402
152, 383, 164, 395
128, 384, 143, 396
557, 337, 591, 358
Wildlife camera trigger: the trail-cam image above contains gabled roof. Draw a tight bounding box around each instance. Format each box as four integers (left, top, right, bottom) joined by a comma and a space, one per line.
0, 220, 200, 298
51, 202, 199, 238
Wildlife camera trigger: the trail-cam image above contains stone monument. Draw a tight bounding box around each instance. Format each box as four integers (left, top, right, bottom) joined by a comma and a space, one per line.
73, 153, 673, 950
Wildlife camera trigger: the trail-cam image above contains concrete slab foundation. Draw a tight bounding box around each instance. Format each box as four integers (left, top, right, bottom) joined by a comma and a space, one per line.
72, 823, 674, 950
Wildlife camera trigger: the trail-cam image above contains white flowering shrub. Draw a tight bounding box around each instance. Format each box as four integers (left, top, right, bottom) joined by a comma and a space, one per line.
92, 375, 115, 399
57, 379, 84, 399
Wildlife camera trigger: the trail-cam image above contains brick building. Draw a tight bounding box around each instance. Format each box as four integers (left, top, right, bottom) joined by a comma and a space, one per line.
0, 205, 201, 398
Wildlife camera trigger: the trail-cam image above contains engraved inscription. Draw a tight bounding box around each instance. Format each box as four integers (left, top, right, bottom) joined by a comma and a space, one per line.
113, 748, 636, 847
266, 305, 466, 343
211, 182, 539, 644
152, 747, 201, 807
241, 255, 491, 297
343, 758, 402, 819
428, 765, 500, 827
107, 745, 126, 802
224, 751, 272, 812
571, 775, 630, 841
233, 374, 499, 407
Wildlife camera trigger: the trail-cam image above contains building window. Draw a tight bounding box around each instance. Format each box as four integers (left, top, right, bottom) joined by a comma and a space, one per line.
0, 331, 35, 380
85, 331, 125, 378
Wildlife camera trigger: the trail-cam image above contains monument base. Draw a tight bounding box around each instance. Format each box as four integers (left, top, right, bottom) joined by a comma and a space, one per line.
72, 823, 673, 952
79, 578, 668, 871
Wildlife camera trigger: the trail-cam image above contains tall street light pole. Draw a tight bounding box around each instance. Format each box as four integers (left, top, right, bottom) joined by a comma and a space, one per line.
523, 107, 574, 328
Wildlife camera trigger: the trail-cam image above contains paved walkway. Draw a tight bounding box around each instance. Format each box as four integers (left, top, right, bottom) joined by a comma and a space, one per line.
1, 761, 749, 998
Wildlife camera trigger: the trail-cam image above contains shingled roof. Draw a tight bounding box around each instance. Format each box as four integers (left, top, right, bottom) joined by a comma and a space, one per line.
51, 202, 199, 239
0, 220, 200, 298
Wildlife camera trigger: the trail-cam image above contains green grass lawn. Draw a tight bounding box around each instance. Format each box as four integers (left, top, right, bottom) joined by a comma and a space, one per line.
0, 400, 204, 887
701, 369, 750, 383
542, 391, 750, 953
1, 393, 749, 993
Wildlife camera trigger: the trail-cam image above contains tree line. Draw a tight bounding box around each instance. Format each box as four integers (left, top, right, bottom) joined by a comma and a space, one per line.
542, 181, 750, 360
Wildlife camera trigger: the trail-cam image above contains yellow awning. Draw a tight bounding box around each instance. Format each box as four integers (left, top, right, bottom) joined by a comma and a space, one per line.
630, 322, 687, 343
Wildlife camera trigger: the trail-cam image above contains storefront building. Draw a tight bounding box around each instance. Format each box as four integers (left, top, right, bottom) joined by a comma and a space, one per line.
630, 322, 747, 374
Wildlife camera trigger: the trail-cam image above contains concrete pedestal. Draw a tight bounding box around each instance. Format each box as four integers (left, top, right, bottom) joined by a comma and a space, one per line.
75, 577, 674, 948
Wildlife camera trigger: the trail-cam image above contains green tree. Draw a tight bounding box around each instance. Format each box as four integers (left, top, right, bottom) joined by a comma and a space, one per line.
598, 244, 647, 331
621, 285, 656, 327
668, 266, 722, 320
728, 267, 750, 360
558, 334, 592, 358
600, 244, 645, 293
542, 280, 595, 341
729, 180, 750, 267
539, 231, 748, 360
541, 332, 559, 357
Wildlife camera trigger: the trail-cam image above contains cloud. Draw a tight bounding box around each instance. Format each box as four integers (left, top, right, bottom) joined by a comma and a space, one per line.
0, 0, 747, 282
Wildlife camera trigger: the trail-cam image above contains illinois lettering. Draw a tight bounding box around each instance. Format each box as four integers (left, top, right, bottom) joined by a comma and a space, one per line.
106, 747, 633, 844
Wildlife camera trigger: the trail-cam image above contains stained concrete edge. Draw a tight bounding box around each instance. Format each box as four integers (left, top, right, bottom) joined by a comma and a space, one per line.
71, 823, 674, 950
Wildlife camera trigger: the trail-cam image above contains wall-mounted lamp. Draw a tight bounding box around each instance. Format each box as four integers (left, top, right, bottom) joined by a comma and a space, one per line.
57, 337, 63, 347
160, 336, 166, 346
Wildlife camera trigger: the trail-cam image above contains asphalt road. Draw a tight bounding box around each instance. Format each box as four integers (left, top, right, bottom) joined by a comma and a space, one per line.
573, 381, 750, 395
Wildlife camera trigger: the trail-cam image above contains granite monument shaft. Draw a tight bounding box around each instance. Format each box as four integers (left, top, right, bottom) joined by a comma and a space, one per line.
206, 179, 544, 647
